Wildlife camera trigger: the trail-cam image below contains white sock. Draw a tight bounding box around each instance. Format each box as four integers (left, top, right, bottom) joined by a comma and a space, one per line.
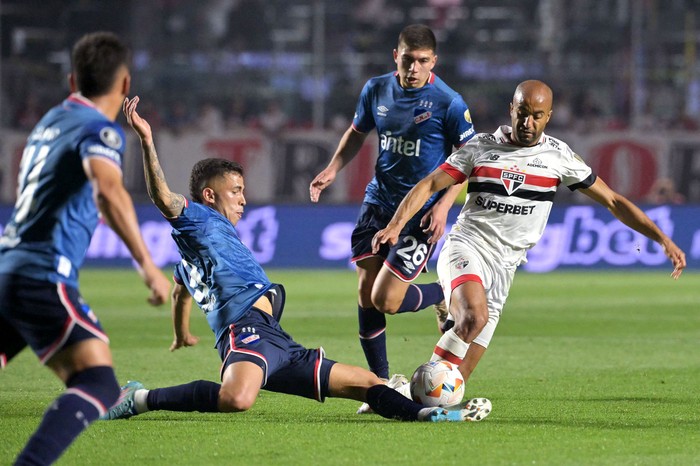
417, 407, 443, 421
395, 382, 411, 399
431, 328, 469, 363
134, 389, 150, 413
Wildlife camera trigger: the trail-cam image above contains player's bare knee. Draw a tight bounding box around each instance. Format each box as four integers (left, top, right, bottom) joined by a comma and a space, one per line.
373, 300, 399, 314
453, 307, 488, 341
370, 291, 400, 314
472, 309, 488, 333
217, 388, 256, 412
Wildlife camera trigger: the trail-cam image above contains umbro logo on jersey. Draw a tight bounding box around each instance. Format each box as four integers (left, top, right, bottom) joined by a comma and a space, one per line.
377, 106, 389, 117
489, 154, 500, 161
501, 170, 525, 195
403, 260, 416, 272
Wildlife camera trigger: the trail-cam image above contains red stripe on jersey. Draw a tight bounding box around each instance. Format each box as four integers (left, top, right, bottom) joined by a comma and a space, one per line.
433, 347, 463, 365
471, 166, 559, 188
350, 122, 368, 133
67, 93, 96, 108
451, 274, 483, 290
440, 163, 467, 183
428, 72, 435, 84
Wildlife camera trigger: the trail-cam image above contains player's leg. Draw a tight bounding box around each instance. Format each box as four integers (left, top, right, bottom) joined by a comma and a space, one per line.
327, 362, 483, 422
371, 223, 443, 315
355, 257, 390, 379
431, 238, 510, 384
448, 281, 490, 347
116, 361, 263, 418
0, 313, 27, 369
103, 311, 282, 420
430, 239, 488, 380
217, 362, 264, 412
263, 345, 437, 422
17, 340, 120, 466
371, 266, 443, 315
8, 277, 120, 466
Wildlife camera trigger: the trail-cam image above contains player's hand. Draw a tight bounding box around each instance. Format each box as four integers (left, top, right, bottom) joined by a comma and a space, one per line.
139, 262, 171, 306
371, 227, 399, 254
170, 334, 200, 352
309, 168, 337, 203
122, 96, 153, 144
662, 239, 686, 279
420, 204, 449, 244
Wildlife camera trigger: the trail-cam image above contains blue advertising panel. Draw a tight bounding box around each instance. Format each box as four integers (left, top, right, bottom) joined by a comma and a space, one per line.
1, 204, 698, 272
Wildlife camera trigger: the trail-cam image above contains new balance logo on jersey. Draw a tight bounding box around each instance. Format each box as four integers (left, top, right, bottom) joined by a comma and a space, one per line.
377, 105, 389, 117
380, 131, 421, 157
500, 170, 525, 195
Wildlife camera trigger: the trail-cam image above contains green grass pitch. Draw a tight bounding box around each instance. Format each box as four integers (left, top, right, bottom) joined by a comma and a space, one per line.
1, 269, 699, 465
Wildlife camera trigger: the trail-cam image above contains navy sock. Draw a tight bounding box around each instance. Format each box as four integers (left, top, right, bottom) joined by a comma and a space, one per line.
146, 380, 221, 412
397, 282, 443, 313
358, 305, 388, 379
366, 384, 422, 421
14, 366, 119, 466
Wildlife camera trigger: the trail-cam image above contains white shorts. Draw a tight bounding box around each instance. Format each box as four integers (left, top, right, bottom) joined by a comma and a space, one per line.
436, 234, 517, 348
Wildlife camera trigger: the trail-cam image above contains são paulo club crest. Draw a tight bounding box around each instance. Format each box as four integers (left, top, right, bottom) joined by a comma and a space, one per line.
500, 170, 526, 195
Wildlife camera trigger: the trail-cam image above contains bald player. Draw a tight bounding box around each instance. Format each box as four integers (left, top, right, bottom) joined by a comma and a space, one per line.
371, 79, 686, 387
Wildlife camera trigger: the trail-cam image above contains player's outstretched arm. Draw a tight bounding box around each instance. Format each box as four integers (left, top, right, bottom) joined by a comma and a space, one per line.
581, 177, 686, 279
309, 126, 368, 202
123, 96, 186, 218
170, 282, 199, 352
372, 168, 456, 253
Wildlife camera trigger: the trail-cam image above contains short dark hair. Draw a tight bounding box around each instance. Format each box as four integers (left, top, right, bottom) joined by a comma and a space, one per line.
71, 32, 130, 98
189, 158, 244, 203
397, 24, 437, 52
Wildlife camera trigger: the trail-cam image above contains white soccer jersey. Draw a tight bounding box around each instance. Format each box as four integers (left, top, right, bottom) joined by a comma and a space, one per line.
441, 125, 595, 265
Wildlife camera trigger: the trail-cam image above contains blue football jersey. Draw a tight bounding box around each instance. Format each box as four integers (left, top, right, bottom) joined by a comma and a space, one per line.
170, 201, 274, 343
353, 72, 475, 214
0, 94, 125, 287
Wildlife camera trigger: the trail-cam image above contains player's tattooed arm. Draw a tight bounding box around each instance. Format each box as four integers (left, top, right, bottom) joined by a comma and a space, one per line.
141, 140, 185, 218
123, 96, 186, 218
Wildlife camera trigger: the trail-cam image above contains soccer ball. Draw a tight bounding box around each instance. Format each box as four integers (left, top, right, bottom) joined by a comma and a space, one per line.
410, 360, 465, 407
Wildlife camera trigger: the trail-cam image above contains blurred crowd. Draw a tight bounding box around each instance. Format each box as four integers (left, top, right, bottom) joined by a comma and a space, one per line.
3, 0, 699, 136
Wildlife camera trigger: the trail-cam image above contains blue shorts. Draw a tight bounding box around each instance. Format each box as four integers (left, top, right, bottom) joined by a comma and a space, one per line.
216, 309, 336, 402
351, 202, 435, 282
0, 274, 108, 368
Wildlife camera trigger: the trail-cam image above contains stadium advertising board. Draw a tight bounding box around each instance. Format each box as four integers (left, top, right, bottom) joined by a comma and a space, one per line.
1, 204, 698, 272
2, 129, 700, 204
